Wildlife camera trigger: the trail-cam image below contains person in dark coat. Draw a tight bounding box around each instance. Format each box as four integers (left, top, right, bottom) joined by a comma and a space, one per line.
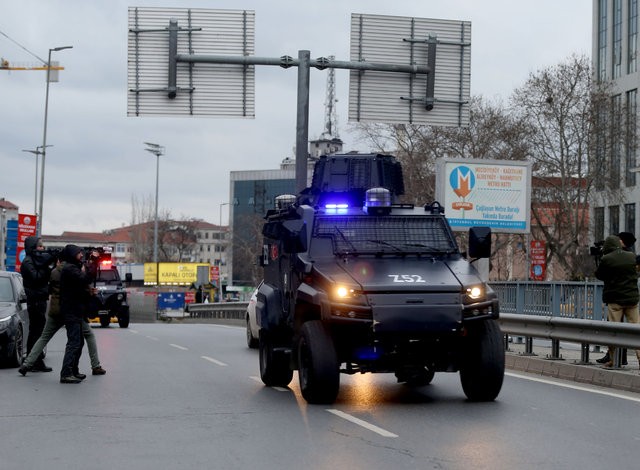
20, 236, 56, 372
59, 245, 94, 383
594, 235, 640, 369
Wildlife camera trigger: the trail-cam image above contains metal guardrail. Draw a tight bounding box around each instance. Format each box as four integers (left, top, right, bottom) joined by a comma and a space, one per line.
490, 281, 606, 320
185, 302, 248, 321
499, 313, 640, 366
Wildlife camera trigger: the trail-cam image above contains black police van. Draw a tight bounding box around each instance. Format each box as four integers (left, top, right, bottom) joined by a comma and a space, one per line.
85, 248, 130, 328
256, 154, 504, 404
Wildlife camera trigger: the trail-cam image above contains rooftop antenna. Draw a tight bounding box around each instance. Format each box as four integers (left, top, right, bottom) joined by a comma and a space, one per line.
321, 56, 339, 139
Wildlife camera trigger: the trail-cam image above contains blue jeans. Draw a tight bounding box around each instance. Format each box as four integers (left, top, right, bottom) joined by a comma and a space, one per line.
60, 320, 84, 378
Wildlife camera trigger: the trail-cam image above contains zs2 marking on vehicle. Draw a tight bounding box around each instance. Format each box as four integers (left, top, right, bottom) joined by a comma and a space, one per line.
388, 275, 427, 283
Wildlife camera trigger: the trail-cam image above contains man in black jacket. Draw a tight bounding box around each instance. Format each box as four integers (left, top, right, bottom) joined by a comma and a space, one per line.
59, 244, 95, 384
20, 236, 55, 372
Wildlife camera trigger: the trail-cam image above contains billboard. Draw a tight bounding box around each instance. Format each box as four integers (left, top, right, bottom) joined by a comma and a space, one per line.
436, 158, 532, 233
144, 262, 210, 286
15, 214, 37, 271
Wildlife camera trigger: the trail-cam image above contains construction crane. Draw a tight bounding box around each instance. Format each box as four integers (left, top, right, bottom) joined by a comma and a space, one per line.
1, 58, 64, 71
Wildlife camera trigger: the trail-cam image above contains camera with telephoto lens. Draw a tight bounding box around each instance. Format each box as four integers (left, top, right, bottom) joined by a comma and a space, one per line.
590, 240, 604, 266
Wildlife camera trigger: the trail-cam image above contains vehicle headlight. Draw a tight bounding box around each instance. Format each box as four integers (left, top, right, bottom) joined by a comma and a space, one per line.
0, 315, 12, 330
117, 294, 124, 301
464, 285, 485, 302
332, 285, 365, 304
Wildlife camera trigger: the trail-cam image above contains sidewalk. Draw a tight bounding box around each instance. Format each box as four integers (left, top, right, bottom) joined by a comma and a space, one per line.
505, 339, 640, 394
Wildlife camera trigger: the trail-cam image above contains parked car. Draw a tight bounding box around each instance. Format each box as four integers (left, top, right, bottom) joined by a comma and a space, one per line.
245, 283, 260, 348
0, 271, 28, 367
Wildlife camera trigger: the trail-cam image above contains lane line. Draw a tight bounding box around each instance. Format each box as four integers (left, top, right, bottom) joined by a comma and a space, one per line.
506, 372, 640, 403
249, 376, 289, 391
169, 343, 188, 351
145, 336, 159, 341
326, 409, 398, 438
201, 356, 228, 367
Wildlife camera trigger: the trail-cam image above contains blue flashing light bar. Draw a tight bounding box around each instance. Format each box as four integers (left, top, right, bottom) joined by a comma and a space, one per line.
325, 203, 349, 209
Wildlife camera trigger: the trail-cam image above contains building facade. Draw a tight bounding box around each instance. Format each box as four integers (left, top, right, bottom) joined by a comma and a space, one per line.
592, 0, 640, 240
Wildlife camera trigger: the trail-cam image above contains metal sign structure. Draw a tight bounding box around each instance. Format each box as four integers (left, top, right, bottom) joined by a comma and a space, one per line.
127, 8, 255, 117
349, 14, 471, 127
126, 7, 472, 191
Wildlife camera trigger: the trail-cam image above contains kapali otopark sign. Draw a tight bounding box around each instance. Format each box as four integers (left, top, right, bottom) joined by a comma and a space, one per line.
144, 262, 210, 286
435, 158, 532, 234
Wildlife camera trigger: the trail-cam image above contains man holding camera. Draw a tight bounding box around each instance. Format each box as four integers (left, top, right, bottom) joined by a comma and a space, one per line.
595, 234, 640, 369
20, 236, 56, 372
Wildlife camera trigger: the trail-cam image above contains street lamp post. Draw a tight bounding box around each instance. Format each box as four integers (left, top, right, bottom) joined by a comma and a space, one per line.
144, 142, 164, 273
38, 45, 72, 236
22, 145, 52, 215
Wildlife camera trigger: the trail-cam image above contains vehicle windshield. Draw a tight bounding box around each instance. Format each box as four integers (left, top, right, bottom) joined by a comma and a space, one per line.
96, 269, 120, 283
313, 215, 458, 255
0, 277, 14, 302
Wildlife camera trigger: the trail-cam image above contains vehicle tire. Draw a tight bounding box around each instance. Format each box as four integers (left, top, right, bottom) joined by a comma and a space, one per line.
246, 315, 258, 349
6, 325, 24, 368
459, 319, 505, 402
259, 330, 293, 387
118, 311, 130, 328
100, 315, 110, 328
298, 320, 340, 404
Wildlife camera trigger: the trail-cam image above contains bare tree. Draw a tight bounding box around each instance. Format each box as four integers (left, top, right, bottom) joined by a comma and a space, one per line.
232, 213, 264, 287
511, 54, 622, 279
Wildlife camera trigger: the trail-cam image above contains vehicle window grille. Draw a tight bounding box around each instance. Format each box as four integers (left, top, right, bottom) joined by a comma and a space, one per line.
313, 216, 456, 254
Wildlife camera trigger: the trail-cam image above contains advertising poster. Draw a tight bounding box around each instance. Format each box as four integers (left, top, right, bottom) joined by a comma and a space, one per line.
436, 158, 532, 233
15, 213, 37, 271
530, 240, 547, 281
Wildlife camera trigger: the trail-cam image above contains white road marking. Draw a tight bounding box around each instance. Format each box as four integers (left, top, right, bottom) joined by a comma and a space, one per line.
169, 343, 188, 350
128, 329, 139, 334
506, 372, 640, 403
249, 376, 289, 391
145, 336, 159, 341
326, 409, 398, 438
201, 356, 228, 366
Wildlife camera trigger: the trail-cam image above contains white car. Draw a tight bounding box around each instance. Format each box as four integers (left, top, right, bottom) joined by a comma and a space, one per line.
245, 285, 260, 348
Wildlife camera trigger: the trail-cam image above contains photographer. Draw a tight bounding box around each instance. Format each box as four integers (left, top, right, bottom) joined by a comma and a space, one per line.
20, 236, 56, 372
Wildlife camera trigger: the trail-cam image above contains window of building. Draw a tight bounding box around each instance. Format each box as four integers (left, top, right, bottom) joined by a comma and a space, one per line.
626, 89, 638, 186
611, 94, 622, 188
625, 203, 636, 233
609, 205, 620, 234
595, 207, 605, 241
205, 232, 209, 239
207, 245, 211, 252
115, 243, 125, 254
614, 0, 623, 78
629, 0, 638, 73
599, 0, 609, 81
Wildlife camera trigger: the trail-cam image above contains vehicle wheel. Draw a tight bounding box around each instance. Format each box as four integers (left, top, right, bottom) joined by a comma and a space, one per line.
459, 319, 505, 401
118, 311, 130, 328
6, 325, 24, 368
298, 320, 340, 404
259, 330, 293, 387
246, 315, 258, 349
100, 315, 110, 328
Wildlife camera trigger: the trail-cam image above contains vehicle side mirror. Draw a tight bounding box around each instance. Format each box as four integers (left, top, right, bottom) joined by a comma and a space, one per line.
282, 219, 307, 253
468, 226, 491, 259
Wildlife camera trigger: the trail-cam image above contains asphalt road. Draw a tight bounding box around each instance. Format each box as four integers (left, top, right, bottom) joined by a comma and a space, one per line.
2, 323, 640, 470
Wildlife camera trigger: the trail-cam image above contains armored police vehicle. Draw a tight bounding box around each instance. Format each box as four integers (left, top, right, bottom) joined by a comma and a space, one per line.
86, 248, 130, 328
256, 154, 504, 404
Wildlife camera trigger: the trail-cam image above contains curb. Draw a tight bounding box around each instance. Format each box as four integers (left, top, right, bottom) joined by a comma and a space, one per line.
506, 353, 640, 393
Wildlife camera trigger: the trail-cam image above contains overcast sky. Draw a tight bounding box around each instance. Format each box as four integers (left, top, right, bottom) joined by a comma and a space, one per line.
1, 0, 592, 235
